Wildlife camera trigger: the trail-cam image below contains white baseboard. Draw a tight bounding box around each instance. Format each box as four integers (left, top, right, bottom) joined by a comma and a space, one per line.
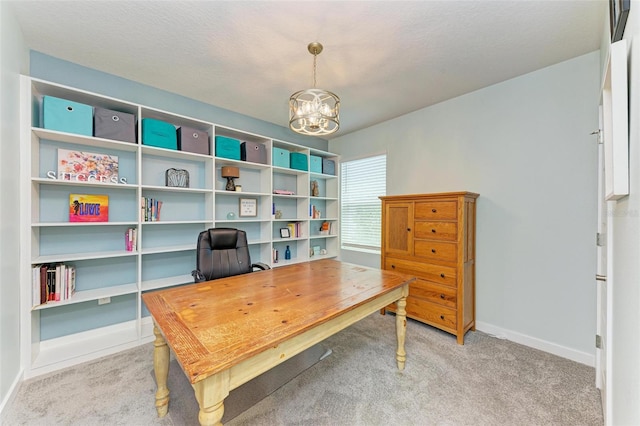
475, 321, 595, 367
0, 367, 23, 420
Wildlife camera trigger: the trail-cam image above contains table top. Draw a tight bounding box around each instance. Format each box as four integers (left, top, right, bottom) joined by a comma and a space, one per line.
142, 259, 414, 384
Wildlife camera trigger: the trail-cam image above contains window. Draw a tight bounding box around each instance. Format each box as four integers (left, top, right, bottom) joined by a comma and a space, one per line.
340, 154, 386, 252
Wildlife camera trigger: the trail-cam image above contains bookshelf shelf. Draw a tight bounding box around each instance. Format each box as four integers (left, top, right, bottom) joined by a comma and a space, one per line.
32, 283, 138, 311
32, 128, 139, 152
141, 274, 193, 292
20, 76, 340, 378
33, 250, 138, 264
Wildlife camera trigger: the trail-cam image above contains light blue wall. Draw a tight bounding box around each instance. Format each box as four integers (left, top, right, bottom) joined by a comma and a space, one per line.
0, 1, 28, 410
331, 52, 600, 359
29, 52, 328, 152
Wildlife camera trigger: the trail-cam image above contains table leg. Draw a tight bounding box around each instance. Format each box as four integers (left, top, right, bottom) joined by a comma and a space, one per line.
395, 285, 409, 370
193, 370, 230, 426
153, 324, 170, 417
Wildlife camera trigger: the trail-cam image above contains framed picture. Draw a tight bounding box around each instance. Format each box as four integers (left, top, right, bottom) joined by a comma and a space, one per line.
69, 194, 109, 222
610, 0, 630, 42
58, 149, 119, 184
238, 198, 257, 217
280, 228, 291, 238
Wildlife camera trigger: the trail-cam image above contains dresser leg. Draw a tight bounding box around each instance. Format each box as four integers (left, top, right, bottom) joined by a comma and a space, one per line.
153, 324, 170, 417
395, 285, 408, 370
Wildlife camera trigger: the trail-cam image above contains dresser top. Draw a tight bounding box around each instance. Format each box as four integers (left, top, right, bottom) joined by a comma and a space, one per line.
379, 191, 479, 201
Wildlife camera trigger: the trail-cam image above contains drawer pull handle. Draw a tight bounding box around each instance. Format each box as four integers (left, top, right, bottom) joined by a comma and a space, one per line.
440, 273, 445, 278
431, 249, 436, 253
407, 228, 411, 232
391, 265, 395, 269
432, 208, 437, 213
440, 294, 445, 299
440, 315, 445, 320
431, 229, 436, 233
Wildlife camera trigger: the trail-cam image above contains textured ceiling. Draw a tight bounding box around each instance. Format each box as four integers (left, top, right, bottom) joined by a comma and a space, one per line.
9, 0, 607, 140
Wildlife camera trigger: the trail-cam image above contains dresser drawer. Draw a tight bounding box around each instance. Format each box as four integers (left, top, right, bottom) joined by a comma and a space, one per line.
384, 257, 456, 287
410, 279, 456, 309
414, 201, 457, 220
414, 221, 457, 241
414, 240, 457, 262
396, 298, 456, 329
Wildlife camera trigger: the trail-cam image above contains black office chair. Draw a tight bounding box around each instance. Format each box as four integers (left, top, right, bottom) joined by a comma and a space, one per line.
191, 228, 270, 283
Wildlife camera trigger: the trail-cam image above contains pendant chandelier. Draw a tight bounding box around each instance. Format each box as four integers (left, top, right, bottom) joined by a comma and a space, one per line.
289, 42, 340, 136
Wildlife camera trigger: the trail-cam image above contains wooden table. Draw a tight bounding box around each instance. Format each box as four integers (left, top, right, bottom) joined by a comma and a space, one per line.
142, 259, 413, 426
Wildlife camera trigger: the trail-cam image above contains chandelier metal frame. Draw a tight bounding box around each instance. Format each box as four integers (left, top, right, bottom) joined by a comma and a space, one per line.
289, 42, 340, 136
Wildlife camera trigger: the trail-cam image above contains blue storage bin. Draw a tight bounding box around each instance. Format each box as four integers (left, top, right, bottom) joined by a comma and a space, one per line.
322, 158, 336, 175
290, 152, 308, 171
142, 118, 177, 149
215, 136, 241, 160
310, 155, 322, 173
43, 96, 93, 136
273, 147, 290, 168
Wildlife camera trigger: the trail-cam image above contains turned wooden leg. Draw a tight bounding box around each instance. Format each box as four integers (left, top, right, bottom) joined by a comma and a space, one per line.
153, 324, 170, 417
395, 285, 409, 370
193, 370, 230, 426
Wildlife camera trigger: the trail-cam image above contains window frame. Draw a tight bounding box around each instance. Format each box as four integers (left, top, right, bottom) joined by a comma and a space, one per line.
339, 153, 387, 254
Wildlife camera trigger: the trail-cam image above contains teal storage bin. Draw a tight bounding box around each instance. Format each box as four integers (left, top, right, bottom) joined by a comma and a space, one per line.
142, 118, 177, 149
310, 155, 322, 173
43, 96, 93, 136
290, 152, 308, 171
273, 147, 290, 168
215, 136, 241, 160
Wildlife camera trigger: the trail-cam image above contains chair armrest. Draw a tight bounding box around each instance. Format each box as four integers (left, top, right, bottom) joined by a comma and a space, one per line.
252, 262, 271, 271
191, 269, 206, 283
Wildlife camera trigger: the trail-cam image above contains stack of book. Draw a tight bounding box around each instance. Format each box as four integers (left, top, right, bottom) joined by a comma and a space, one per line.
141, 197, 163, 221
32, 263, 76, 307
125, 227, 137, 251
287, 222, 302, 238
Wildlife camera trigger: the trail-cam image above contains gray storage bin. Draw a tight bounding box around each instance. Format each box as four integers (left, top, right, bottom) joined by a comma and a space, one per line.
94, 107, 136, 143
178, 127, 209, 155
322, 158, 336, 175
241, 141, 267, 164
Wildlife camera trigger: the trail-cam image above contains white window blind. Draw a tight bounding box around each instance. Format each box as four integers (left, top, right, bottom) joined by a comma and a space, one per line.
340, 154, 386, 252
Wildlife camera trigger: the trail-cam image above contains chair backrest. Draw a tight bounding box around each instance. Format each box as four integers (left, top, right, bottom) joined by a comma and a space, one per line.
195, 228, 252, 281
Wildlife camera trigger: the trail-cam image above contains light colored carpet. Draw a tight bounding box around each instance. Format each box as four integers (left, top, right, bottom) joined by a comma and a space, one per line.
2, 313, 603, 425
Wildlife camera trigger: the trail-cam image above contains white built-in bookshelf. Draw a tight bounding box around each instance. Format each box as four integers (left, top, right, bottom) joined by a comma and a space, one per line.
20, 76, 340, 377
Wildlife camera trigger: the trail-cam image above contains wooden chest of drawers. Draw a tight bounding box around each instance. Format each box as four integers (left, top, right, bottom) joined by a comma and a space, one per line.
380, 192, 478, 344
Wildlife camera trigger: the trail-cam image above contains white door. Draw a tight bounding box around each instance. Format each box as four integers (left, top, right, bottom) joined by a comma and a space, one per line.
595, 120, 613, 423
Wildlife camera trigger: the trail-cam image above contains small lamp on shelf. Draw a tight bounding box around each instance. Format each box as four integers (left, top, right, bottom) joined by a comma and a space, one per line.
221, 166, 240, 191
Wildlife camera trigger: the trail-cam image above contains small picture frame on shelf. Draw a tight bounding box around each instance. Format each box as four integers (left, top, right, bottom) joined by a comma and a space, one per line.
239, 198, 257, 217
280, 228, 291, 238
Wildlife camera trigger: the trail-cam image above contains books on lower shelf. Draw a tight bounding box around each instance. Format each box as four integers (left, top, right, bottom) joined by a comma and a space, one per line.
32, 263, 76, 307
125, 227, 137, 251
287, 222, 302, 238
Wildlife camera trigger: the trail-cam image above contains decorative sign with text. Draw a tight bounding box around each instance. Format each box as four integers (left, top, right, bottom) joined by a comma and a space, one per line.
69, 194, 109, 222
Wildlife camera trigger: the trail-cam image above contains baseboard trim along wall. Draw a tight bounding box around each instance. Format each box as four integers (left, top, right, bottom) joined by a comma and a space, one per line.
0, 369, 23, 420
475, 321, 595, 367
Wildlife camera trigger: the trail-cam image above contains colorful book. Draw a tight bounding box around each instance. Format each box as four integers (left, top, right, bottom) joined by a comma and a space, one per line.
69, 194, 109, 222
